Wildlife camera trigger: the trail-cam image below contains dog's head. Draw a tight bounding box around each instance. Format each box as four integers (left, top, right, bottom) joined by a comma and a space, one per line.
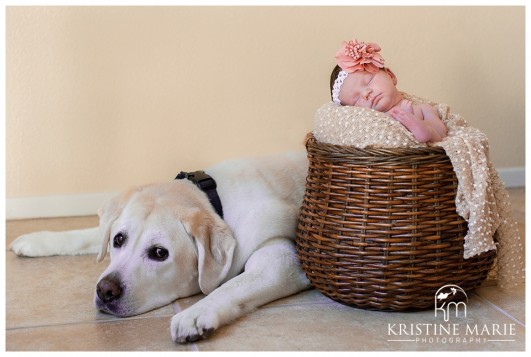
94, 181, 236, 317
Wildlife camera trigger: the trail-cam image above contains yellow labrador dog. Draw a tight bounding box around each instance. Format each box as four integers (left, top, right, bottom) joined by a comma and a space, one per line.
10, 152, 311, 343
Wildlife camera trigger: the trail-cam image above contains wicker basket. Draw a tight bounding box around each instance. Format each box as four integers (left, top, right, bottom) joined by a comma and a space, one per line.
296, 133, 496, 311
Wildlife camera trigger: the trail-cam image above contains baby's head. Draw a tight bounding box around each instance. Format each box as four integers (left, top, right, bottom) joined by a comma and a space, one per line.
330, 39, 400, 112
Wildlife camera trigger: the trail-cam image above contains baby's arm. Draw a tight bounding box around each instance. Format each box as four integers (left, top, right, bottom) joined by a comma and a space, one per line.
389, 101, 446, 143
420, 103, 447, 139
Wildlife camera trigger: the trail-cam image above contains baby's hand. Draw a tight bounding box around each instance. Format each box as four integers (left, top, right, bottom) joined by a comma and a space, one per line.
400, 100, 414, 115
389, 107, 431, 143
389, 107, 417, 127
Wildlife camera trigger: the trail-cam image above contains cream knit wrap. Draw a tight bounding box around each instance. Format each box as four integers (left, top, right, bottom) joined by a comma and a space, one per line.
313, 93, 524, 288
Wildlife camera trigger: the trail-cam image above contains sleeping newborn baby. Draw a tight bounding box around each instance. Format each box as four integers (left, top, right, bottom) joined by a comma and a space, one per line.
330, 39, 447, 143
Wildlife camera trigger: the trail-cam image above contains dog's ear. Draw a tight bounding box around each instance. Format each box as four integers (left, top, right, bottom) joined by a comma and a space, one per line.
182, 209, 236, 294
96, 188, 138, 262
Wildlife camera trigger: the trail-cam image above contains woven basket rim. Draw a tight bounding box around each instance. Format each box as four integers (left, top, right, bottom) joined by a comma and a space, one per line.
307, 132, 447, 157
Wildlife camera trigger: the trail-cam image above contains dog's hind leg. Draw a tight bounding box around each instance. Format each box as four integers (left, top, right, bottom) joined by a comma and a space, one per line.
170, 237, 311, 343
10, 227, 100, 257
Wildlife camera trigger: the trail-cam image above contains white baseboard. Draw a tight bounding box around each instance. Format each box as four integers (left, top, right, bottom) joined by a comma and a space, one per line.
497, 167, 525, 188
5, 167, 525, 220
6, 191, 118, 220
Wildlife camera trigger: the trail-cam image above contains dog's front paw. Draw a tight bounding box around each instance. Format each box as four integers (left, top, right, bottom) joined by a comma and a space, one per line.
170, 307, 220, 343
10, 232, 54, 257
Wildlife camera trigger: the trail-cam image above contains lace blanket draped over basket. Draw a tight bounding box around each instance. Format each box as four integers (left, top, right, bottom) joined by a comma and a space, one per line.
313, 94, 524, 288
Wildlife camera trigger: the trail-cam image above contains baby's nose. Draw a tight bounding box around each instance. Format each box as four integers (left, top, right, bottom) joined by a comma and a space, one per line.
362, 87, 373, 99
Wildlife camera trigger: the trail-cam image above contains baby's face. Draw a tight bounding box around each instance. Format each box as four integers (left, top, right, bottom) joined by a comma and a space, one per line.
338, 69, 399, 112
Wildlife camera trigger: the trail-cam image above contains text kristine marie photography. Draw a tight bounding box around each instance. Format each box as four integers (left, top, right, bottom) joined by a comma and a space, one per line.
386, 285, 517, 346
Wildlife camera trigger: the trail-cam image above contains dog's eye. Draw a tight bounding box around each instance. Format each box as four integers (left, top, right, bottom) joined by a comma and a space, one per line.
113, 233, 126, 248
148, 246, 169, 261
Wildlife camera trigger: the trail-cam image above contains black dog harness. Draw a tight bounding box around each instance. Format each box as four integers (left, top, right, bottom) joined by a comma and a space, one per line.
175, 171, 224, 218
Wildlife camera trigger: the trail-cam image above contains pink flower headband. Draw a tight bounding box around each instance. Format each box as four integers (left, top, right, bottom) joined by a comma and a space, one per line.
332, 39, 385, 104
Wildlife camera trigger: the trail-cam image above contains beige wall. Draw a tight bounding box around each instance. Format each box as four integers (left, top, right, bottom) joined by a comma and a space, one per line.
6, 6, 525, 198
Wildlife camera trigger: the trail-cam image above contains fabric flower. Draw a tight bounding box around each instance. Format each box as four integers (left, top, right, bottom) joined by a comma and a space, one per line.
335, 39, 385, 73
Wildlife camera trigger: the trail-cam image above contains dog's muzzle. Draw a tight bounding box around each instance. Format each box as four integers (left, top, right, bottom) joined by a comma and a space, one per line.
95, 272, 126, 315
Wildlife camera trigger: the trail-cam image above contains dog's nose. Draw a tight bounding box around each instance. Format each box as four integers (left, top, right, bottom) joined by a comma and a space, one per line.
96, 274, 123, 303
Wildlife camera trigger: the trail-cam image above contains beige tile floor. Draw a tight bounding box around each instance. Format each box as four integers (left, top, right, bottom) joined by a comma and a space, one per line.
5, 188, 526, 351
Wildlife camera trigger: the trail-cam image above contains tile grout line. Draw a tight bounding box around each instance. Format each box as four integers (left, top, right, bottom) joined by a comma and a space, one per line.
6, 313, 176, 332
472, 292, 525, 328
261, 298, 342, 310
